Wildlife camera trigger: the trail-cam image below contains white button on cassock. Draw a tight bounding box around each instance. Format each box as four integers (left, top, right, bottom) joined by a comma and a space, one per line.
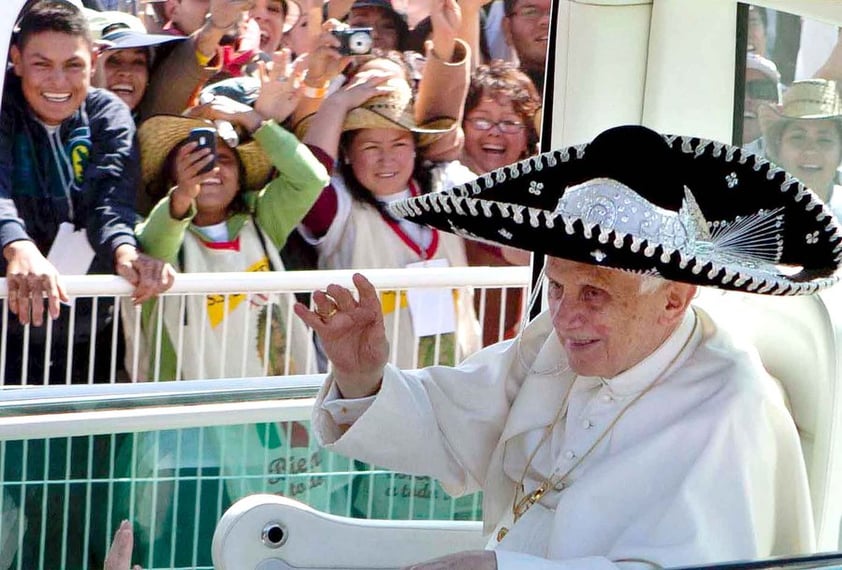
582, 419, 593, 429
564, 450, 576, 460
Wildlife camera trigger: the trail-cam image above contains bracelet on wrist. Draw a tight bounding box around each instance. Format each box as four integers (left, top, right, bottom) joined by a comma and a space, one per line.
302, 83, 329, 99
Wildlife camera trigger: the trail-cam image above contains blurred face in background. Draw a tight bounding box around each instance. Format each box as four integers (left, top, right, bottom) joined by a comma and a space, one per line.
463, 92, 530, 174
747, 7, 767, 56
503, 0, 551, 73
349, 6, 400, 50
95, 48, 150, 111
170, 0, 210, 35
743, 68, 779, 144
249, 0, 287, 53
776, 119, 842, 201
282, 10, 314, 57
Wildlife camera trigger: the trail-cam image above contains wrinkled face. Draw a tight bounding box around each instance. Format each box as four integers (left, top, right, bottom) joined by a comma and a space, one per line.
346, 128, 416, 197
195, 143, 241, 220
463, 94, 530, 174
171, 0, 210, 35
546, 257, 685, 378
349, 6, 400, 50
503, 0, 550, 73
249, 0, 287, 53
95, 48, 149, 111
776, 119, 842, 201
11, 32, 94, 126
742, 68, 778, 144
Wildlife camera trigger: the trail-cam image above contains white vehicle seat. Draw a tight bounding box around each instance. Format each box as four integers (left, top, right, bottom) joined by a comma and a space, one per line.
212, 287, 842, 569
211, 494, 486, 569
694, 287, 842, 551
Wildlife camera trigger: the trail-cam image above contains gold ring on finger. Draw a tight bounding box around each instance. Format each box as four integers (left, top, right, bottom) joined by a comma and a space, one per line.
317, 306, 338, 321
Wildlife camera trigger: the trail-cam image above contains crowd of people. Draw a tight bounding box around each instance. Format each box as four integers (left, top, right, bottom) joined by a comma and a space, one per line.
1, 0, 549, 567
2, 0, 842, 568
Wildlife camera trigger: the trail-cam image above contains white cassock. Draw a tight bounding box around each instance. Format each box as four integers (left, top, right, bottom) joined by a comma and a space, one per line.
313, 307, 815, 569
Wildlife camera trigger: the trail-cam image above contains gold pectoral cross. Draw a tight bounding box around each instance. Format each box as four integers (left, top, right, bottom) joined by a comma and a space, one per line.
513, 482, 547, 522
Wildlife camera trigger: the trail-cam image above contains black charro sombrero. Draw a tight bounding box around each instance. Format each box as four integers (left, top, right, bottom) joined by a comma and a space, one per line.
387, 124, 842, 295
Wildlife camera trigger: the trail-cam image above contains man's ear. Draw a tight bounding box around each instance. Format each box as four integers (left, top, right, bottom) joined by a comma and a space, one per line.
660, 283, 696, 327
10, 44, 23, 77
89, 47, 99, 79
502, 16, 514, 48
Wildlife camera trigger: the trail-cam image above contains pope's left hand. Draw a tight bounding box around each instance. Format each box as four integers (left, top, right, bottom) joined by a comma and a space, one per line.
403, 550, 497, 570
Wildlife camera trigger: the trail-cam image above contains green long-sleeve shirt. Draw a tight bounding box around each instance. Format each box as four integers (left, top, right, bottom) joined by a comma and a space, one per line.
137, 119, 329, 262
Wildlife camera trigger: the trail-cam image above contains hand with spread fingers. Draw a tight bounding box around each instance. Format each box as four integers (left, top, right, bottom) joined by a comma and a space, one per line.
293, 273, 389, 399
103, 520, 143, 570
113, 245, 176, 305
3, 240, 69, 327
254, 48, 304, 125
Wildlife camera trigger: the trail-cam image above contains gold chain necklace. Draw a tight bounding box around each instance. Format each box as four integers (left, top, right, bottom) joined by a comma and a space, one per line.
498, 315, 699, 542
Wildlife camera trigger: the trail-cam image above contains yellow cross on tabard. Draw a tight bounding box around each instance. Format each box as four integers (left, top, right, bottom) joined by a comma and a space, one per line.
206, 257, 270, 328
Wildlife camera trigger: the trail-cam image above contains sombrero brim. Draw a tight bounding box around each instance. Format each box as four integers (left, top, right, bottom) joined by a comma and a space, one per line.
139, 115, 274, 203
342, 107, 456, 148
388, 126, 842, 296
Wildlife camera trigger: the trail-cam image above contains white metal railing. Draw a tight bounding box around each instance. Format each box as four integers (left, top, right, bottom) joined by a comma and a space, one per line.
0, 375, 322, 440
0, 266, 532, 388
0, 267, 531, 570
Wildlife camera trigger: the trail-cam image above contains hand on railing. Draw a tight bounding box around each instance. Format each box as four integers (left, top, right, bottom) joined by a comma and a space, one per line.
103, 520, 143, 570
3, 240, 68, 327
114, 246, 177, 305
294, 272, 389, 399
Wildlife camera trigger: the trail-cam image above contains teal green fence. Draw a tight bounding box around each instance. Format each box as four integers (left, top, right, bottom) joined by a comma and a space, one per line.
0, 422, 483, 570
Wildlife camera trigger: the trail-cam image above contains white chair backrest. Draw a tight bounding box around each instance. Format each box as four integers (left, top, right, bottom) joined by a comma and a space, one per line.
694, 286, 842, 550
212, 494, 486, 569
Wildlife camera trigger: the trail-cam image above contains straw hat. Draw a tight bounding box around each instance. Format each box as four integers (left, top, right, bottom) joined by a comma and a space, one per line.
389, 124, 842, 296
342, 78, 456, 147
138, 115, 274, 202
758, 79, 842, 159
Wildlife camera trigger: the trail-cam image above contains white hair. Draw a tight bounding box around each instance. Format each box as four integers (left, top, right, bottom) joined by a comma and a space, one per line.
638, 273, 667, 295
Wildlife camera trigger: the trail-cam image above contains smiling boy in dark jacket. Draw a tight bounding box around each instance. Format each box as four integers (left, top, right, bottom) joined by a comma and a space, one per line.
0, 0, 174, 385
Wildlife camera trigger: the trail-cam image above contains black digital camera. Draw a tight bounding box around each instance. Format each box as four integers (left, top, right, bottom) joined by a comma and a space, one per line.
332, 27, 374, 56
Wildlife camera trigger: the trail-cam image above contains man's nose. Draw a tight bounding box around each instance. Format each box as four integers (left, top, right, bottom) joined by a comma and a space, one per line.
552, 297, 587, 328
47, 66, 68, 86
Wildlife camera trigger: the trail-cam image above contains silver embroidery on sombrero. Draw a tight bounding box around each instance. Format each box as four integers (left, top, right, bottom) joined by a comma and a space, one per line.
554, 178, 786, 281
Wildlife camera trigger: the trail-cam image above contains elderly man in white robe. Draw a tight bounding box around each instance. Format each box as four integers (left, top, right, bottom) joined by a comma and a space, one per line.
294, 125, 842, 569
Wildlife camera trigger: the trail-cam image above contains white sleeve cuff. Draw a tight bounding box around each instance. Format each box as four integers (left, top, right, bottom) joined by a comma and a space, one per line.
320, 381, 377, 425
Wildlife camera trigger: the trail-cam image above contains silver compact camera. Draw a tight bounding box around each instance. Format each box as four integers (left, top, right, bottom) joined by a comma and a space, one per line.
332, 27, 374, 56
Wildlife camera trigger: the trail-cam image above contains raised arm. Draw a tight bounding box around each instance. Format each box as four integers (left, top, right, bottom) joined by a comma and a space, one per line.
458, 0, 492, 69
416, 0, 471, 162
292, 19, 352, 132
301, 68, 393, 160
